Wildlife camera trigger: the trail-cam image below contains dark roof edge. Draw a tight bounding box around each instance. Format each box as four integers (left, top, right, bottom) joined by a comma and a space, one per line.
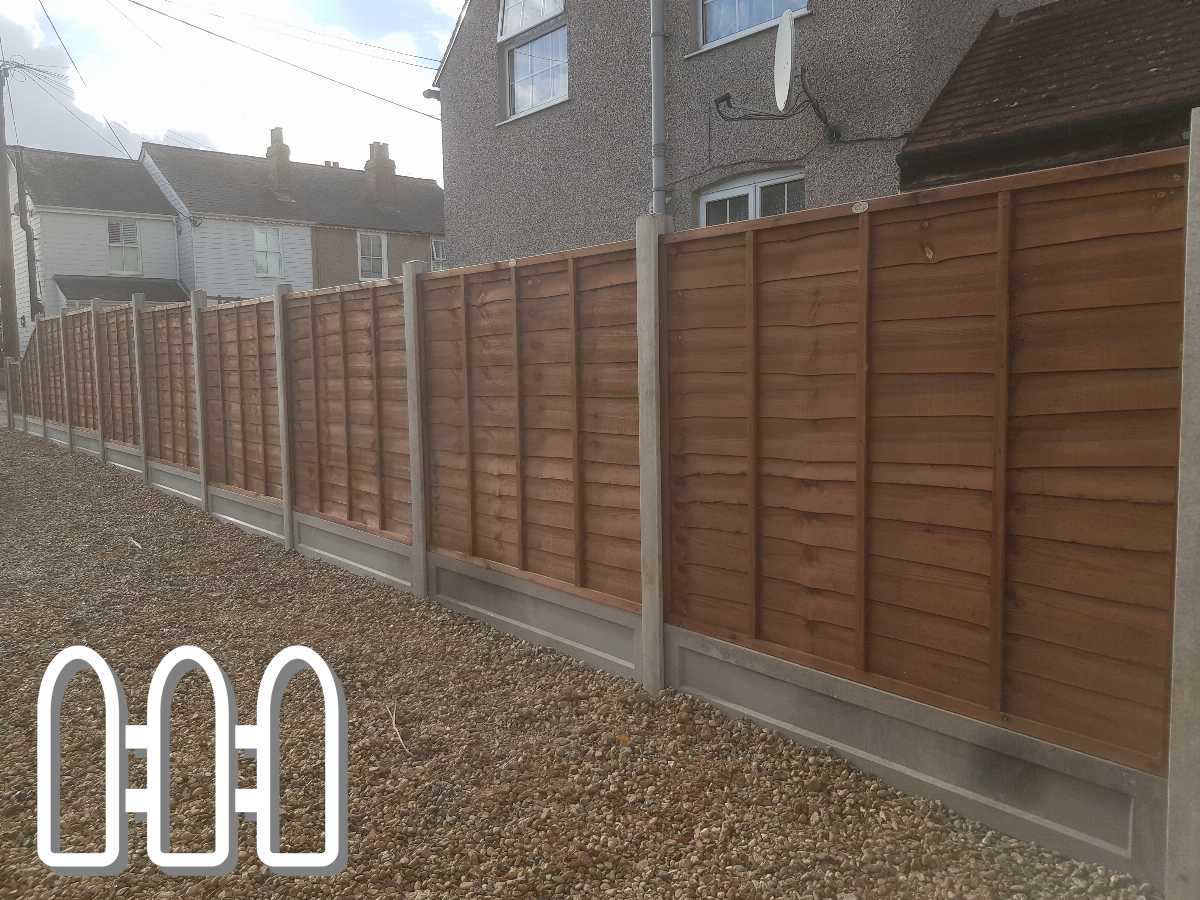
897, 95, 1200, 174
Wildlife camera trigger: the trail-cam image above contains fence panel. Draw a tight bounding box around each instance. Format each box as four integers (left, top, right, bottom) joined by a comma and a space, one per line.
41, 317, 66, 425
140, 305, 197, 469
202, 299, 282, 497
63, 311, 98, 432
662, 148, 1186, 774
97, 306, 139, 445
420, 243, 641, 608
286, 282, 410, 536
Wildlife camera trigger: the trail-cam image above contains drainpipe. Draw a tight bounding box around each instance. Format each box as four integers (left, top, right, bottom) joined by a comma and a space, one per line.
649, 0, 667, 215
12, 152, 40, 319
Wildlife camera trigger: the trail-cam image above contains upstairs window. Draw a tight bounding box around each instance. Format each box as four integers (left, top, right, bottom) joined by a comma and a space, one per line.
702, 0, 809, 45
699, 170, 806, 226
500, 0, 564, 39
431, 238, 447, 272
509, 26, 568, 116
254, 227, 282, 277
107, 219, 141, 274
359, 231, 386, 280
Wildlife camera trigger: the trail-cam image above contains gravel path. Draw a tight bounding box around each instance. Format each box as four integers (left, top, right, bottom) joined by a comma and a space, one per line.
0, 430, 1161, 900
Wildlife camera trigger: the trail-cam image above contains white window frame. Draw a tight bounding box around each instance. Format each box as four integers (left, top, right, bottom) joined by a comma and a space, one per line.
431, 238, 447, 272
107, 218, 142, 275
506, 24, 569, 120
358, 230, 388, 281
695, 0, 811, 54
699, 169, 805, 226
253, 226, 283, 278
497, 0, 564, 42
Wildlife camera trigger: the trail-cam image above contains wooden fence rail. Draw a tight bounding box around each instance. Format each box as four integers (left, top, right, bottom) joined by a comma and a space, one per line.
3, 146, 1187, 779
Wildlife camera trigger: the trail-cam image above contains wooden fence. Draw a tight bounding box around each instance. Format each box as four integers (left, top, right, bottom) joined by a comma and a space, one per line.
419, 245, 641, 606
2, 147, 1187, 776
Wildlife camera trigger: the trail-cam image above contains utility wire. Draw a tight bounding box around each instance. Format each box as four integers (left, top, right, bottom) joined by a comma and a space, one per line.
149, 0, 437, 69
127, 0, 441, 122
104, 0, 163, 48
37, 0, 136, 159
0, 35, 19, 145
153, 0, 442, 63
25, 70, 126, 155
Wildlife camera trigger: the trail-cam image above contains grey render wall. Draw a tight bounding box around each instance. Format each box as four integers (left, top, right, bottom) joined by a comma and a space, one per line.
438, 0, 1051, 264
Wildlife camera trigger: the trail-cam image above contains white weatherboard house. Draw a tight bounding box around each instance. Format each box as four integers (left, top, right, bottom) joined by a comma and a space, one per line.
6, 147, 188, 349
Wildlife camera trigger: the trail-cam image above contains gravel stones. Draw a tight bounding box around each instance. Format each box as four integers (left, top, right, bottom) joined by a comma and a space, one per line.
0, 431, 1162, 899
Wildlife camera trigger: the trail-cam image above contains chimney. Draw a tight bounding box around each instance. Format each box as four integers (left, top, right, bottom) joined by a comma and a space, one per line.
266, 126, 292, 199
365, 141, 397, 205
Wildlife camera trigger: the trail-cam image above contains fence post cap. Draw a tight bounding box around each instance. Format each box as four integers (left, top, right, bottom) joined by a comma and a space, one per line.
274, 283, 293, 300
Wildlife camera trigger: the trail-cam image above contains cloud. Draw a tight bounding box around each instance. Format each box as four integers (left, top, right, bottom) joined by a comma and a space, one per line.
1, 0, 446, 182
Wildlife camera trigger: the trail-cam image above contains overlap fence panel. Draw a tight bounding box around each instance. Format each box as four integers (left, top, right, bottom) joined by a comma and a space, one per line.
419, 242, 641, 609
41, 316, 66, 425
97, 306, 139, 445
662, 149, 1186, 774
286, 282, 411, 538
140, 304, 198, 469
202, 299, 282, 498
62, 311, 98, 432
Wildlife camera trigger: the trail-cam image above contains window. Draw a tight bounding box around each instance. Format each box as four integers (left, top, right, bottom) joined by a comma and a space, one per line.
254, 227, 282, 277
107, 219, 141, 273
500, 0, 563, 39
699, 170, 806, 226
509, 26, 568, 116
702, 0, 808, 45
359, 231, 386, 280
431, 238, 447, 272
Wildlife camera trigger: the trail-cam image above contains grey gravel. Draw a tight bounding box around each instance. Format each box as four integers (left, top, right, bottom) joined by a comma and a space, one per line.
0, 429, 1163, 899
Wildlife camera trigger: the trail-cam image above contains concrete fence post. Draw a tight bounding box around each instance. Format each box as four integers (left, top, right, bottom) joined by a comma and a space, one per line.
402, 260, 431, 598
58, 315, 73, 452
130, 293, 151, 485
636, 213, 671, 691
1167, 107, 1200, 900
190, 290, 211, 512
90, 301, 107, 462
272, 283, 295, 549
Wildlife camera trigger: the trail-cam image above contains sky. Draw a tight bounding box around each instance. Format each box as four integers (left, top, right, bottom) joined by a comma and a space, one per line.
0, 0, 459, 182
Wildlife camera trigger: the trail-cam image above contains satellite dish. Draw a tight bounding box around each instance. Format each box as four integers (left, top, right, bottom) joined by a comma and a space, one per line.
773, 9, 795, 113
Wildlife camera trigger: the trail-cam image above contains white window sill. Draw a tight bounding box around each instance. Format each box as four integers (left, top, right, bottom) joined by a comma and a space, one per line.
108, 270, 143, 276
498, 94, 570, 126
683, 9, 811, 60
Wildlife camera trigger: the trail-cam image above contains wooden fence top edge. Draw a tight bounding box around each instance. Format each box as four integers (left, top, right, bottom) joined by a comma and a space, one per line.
663, 144, 1189, 245
421, 238, 638, 283
286, 277, 405, 301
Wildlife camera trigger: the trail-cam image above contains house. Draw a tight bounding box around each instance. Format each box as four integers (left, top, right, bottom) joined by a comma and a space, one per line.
5, 147, 189, 349
429, 0, 1190, 268
141, 130, 446, 301
898, 0, 1200, 189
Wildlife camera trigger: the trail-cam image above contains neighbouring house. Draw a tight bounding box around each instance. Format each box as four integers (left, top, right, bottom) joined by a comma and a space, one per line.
898, 0, 1200, 189
429, 0, 1193, 267
141, 130, 446, 301
5, 147, 188, 349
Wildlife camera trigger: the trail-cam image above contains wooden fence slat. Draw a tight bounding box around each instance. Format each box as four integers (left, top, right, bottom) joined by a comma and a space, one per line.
217, 306, 231, 484
59, 316, 72, 450
460, 273, 476, 557
745, 230, 760, 639
512, 264, 526, 570
309, 296, 324, 513
37, 324, 48, 436
856, 212, 872, 672
90, 304, 106, 460
369, 284, 386, 531
992, 192, 1013, 711
339, 293, 353, 523
253, 303, 267, 495
568, 257, 584, 586
237, 309, 248, 487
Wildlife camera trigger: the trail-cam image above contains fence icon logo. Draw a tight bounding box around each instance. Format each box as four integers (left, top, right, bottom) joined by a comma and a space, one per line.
37, 645, 347, 877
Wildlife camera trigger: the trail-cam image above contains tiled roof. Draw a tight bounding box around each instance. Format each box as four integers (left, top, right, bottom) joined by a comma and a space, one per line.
902, 0, 1200, 159
54, 275, 188, 305
13, 147, 177, 216
142, 143, 445, 234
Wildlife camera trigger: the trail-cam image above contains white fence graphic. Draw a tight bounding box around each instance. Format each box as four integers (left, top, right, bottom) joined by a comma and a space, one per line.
37, 645, 347, 876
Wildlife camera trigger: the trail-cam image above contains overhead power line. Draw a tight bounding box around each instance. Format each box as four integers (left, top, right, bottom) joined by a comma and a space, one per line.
25, 70, 127, 156
126, 0, 441, 122
152, 0, 443, 63
104, 0, 164, 48
149, 0, 438, 69
37, 0, 136, 159
0, 35, 20, 145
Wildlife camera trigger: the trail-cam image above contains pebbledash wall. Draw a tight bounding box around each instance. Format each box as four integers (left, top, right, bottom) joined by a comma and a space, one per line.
6, 143, 1200, 896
